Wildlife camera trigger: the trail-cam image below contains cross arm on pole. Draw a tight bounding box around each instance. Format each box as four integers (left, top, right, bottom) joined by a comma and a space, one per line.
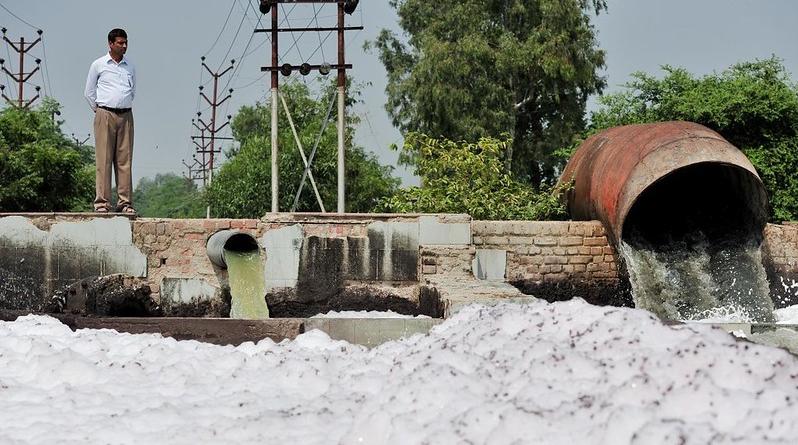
193, 136, 234, 141
25, 37, 41, 52
216, 94, 232, 108
23, 93, 39, 109
192, 140, 210, 150
21, 67, 39, 83
214, 121, 231, 133
1, 66, 17, 79
254, 26, 363, 33
1, 35, 18, 52
200, 92, 214, 107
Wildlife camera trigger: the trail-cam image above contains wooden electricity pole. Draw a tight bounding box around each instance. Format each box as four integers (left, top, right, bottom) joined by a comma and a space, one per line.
0, 28, 42, 108
191, 57, 235, 217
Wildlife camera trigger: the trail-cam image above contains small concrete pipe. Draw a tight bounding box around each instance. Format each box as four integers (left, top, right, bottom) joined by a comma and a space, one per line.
560, 121, 768, 245
206, 230, 260, 269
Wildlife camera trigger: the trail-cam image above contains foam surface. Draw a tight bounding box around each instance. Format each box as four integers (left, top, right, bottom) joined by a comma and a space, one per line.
2, 300, 797, 444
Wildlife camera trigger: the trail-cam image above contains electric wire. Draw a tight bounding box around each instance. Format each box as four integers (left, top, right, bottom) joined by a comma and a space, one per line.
278, 6, 323, 61
0, 3, 45, 100
40, 36, 53, 98
216, 2, 248, 72
313, 3, 326, 61
221, 0, 268, 93
0, 2, 37, 29
203, 0, 237, 57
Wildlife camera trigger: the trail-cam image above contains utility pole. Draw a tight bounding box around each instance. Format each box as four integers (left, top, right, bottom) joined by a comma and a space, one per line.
71, 133, 90, 147
0, 28, 42, 108
336, 0, 346, 213
198, 57, 234, 189
182, 156, 204, 183
256, 0, 361, 214
191, 57, 235, 217
191, 117, 209, 186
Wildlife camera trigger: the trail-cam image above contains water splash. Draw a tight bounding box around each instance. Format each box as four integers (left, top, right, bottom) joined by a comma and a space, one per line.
225, 249, 270, 319
621, 232, 774, 322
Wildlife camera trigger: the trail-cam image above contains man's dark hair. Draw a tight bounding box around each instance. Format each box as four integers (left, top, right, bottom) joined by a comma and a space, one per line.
108, 28, 127, 43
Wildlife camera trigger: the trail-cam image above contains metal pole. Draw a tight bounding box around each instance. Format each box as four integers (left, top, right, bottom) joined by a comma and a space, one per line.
207, 75, 218, 219
17, 37, 23, 107
201, 128, 207, 187
336, 1, 345, 213
270, 4, 279, 213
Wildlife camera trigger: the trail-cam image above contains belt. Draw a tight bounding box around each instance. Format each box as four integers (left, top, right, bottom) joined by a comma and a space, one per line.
98, 105, 131, 114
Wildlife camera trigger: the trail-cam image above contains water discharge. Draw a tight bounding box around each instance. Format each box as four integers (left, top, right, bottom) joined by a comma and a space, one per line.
224, 249, 270, 319
621, 232, 774, 322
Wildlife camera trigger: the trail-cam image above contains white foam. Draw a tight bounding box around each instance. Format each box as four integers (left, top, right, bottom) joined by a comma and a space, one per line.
2, 300, 798, 443
774, 304, 798, 324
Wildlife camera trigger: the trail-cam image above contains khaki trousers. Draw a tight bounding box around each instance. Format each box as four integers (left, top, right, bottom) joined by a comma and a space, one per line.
93, 108, 134, 210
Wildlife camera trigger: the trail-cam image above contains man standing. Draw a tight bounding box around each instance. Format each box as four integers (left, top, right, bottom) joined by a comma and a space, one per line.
84, 28, 136, 213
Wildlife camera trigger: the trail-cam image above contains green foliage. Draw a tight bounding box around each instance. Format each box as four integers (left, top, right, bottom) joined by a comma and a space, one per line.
369, 0, 607, 186
133, 173, 205, 218
590, 57, 798, 221
0, 99, 93, 212
205, 80, 400, 218
377, 134, 569, 220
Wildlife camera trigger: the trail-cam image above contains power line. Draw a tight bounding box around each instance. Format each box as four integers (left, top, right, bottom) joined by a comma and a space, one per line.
39, 36, 53, 97
0, 2, 37, 29
216, 0, 249, 72
203, 0, 237, 57
220, 0, 267, 93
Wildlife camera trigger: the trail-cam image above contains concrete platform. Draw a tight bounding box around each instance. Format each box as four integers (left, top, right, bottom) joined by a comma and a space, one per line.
0, 310, 441, 347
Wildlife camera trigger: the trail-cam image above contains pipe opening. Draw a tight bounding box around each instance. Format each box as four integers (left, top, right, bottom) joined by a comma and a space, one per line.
206, 230, 259, 269
622, 162, 768, 246
223, 233, 259, 253
620, 162, 773, 321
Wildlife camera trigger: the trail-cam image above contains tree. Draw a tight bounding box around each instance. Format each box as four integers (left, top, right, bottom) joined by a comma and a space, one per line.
589, 57, 798, 221
133, 173, 205, 218
205, 80, 400, 217
370, 0, 607, 186
0, 98, 94, 212
377, 134, 568, 220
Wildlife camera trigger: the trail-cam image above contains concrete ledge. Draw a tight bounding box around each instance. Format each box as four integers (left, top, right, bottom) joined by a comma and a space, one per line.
0, 311, 304, 346
304, 318, 443, 348
0, 311, 442, 347
0, 212, 136, 219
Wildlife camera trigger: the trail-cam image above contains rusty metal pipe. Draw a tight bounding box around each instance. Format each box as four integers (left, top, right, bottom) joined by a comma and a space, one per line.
560, 121, 768, 245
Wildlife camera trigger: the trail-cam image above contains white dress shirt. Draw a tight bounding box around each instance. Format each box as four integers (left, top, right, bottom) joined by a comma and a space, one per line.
84, 54, 136, 111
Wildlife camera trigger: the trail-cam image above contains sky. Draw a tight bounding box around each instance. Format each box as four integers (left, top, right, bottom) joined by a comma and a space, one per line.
3, 300, 798, 443
0, 0, 796, 188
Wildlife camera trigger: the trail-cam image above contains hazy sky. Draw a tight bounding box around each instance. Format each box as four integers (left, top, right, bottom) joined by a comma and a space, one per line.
1, 1, 796, 188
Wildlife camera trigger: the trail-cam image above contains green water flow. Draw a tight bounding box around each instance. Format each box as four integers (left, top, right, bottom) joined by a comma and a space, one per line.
225, 249, 270, 319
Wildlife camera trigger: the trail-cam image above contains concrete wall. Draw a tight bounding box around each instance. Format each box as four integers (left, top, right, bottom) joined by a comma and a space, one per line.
0, 214, 469, 316
3, 213, 798, 315
0, 215, 146, 311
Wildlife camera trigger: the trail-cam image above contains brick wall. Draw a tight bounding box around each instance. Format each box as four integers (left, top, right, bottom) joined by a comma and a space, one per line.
131, 215, 418, 304
763, 223, 798, 272
471, 220, 618, 283
131, 218, 262, 302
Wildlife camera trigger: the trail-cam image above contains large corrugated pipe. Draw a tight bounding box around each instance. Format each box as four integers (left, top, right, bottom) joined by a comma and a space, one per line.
560, 121, 768, 245
206, 230, 260, 269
